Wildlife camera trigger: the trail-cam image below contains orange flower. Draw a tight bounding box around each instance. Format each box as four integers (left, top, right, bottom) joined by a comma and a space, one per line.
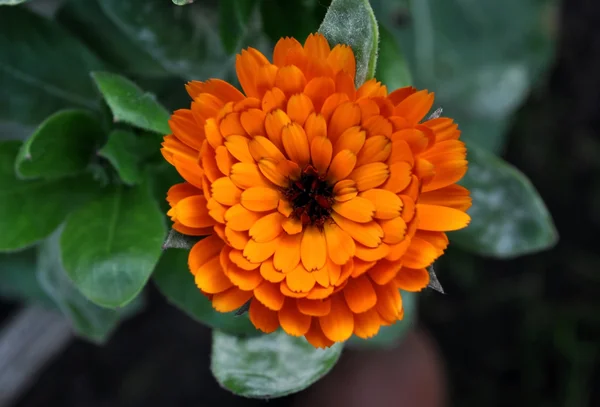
161, 33, 471, 347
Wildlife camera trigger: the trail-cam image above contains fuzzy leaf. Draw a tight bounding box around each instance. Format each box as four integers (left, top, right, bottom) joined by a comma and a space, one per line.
319, 0, 379, 86
211, 330, 343, 398
60, 183, 166, 308
450, 145, 558, 258
91, 72, 171, 134
16, 110, 105, 180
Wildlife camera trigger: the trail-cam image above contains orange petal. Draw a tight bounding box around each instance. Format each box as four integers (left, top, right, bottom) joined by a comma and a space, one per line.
300, 226, 327, 271
328, 102, 361, 143
333, 126, 366, 156
305, 318, 335, 349
353, 308, 381, 339
273, 232, 302, 272
323, 222, 355, 265
186, 79, 245, 103
254, 280, 285, 310
362, 115, 392, 139
229, 162, 269, 189
381, 161, 412, 193
332, 213, 383, 248
255, 64, 278, 97
394, 90, 434, 125
224, 227, 249, 250
200, 144, 222, 183
319, 294, 354, 342
326, 258, 342, 286
357, 79, 387, 99
415, 230, 448, 256
359, 189, 402, 220
327, 44, 356, 80
212, 287, 253, 312
277, 159, 301, 180
226, 264, 263, 290
333, 179, 358, 202
416, 204, 471, 231
264, 109, 290, 150
229, 249, 260, 270
203, 117, 223, 150
224, 204, 261, 231
278, 299, 311, 336
389, 139, 415, 166
351, 259, 376, 278
280, 281, 309, 298
224, 135, 254, 163
273, 37, 304, 67
249, 298, 279, 333
275, 65, 306, 97
418, 184, 472, 212
171, 153, 204, 190
286, 264, 316, 292
321, 93, 350, 122
248, 135, 286, 163
304, 33, 331, 59
354, 243, 390, 262
380, 216, 407, 244
402, 237, 439, 269
219, 112, 245, 137
262, 87, 287, 113
243, 237, 279, 263
188, 235, 224, 274
400, 195, 416, 222
423, 117, 460, 142
356, 135, 391, 166
248, 212, 285, 242
240, 187, 280, 211
335, 70, 356, 100
211, 177, 242, 206
240, 108, 266, 136
174, 195, 214, 228
306, 285, 334, 300
310, 136, 333, 175
368, 259, 403, 285
373, 282, 402, 323
168, 109, 204, 151
282, 216, 302, 235
297, 298, 331, 316
258, 158, 288, 187
287, 93, 314, 126
304, 112, 327, 143
195, 256, 233, 294
343, 275, 377, 313
312, 264, 330, 287
215, 146, 233, 176
326, 150, 357, 184
236, 48, 270, 98
305, 78, 336, 113
281, 123, 310, 168
332, 196, 375, 223
166, 183, 201, 207
278, 199, 294, 217
394, 267, 430, 292
350, 162, 390, 191
260, 259, 286, 283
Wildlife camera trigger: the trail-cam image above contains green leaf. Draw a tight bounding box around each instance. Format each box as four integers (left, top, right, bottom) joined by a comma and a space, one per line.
15, 110, 105, 180
98, 129, 158, 185
0, 7, 103, 132
0, 247, 55, 307
348, 291, 416, 349
100, 0, 229, 80
56, 0, 169, 78
0, 141, 99, 252
211, 330, 344, 398
60, 183, 166, 308
319, 0, 379, 86
373, 0, 557, 153
153, 248, 259, 335
450, 145, 558, 258
37, 229, 140, 344
375, 25, 412, 89
91, 72, 171, 134
219, 0, 259, 54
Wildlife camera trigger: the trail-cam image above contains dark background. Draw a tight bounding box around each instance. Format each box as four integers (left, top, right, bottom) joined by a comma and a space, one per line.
3, 0, 599, 406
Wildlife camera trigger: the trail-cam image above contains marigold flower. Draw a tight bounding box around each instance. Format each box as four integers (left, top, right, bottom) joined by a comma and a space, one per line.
161, 33, 471, 348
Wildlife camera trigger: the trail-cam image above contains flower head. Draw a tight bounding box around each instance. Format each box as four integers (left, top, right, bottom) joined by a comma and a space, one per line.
161, 33, 471, 347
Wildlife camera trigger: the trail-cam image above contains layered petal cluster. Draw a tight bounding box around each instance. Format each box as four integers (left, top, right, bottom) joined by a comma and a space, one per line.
161, 33, 471, 347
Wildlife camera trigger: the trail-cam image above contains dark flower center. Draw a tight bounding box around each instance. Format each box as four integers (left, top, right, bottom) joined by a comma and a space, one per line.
283, 165, 334, 228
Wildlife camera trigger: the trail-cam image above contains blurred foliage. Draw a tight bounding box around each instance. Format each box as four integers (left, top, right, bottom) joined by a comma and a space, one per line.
0, 0, 562, 400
